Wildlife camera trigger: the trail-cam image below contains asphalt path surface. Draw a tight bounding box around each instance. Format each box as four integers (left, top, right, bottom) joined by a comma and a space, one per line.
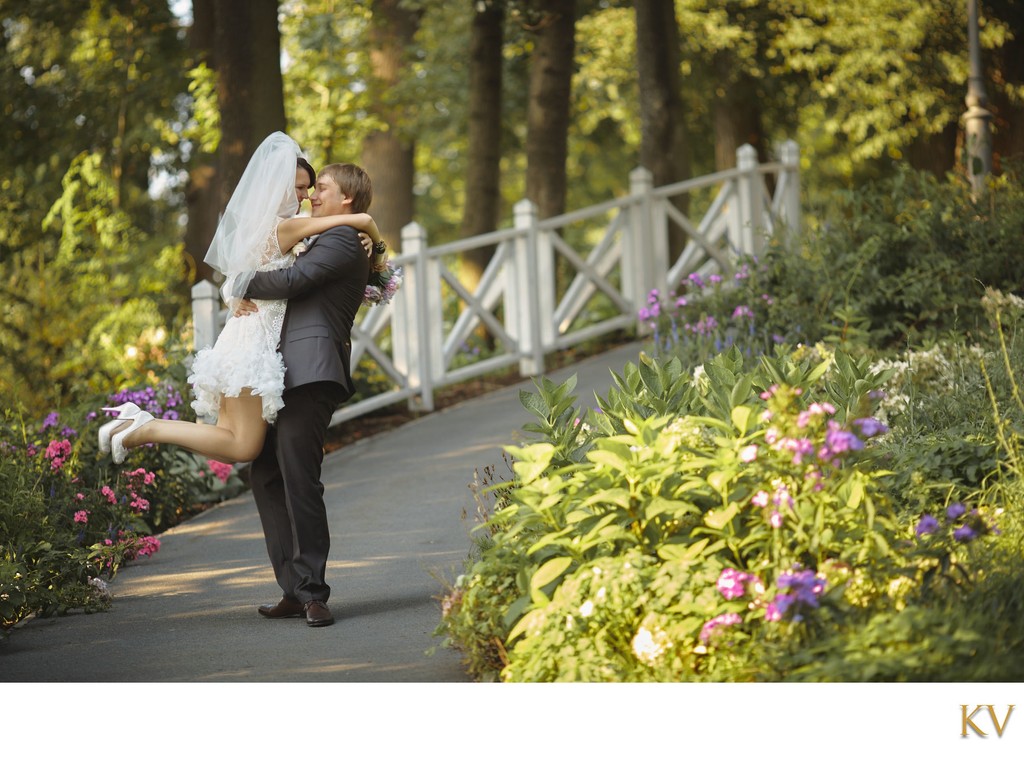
1, 341, 646, 684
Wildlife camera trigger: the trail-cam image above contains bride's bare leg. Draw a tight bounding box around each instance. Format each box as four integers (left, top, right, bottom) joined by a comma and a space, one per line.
118, 391, 268, 464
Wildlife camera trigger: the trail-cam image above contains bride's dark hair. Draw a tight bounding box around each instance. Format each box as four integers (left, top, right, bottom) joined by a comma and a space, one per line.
297, 156, 316, 187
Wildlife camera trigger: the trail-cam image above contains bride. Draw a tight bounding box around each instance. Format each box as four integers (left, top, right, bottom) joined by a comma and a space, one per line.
99, 132, 383, 465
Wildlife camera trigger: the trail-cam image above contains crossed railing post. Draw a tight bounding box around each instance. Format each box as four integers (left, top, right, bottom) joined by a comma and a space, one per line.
190, 144, 801, 422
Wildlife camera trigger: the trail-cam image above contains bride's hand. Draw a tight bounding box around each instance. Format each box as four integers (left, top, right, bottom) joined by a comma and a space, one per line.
358, 232, 373, 257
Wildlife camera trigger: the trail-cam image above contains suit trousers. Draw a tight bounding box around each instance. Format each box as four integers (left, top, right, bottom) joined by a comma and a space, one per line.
251, 381, 344, 603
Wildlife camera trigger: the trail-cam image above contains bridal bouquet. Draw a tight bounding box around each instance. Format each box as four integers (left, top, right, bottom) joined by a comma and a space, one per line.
364, 262, 403, 307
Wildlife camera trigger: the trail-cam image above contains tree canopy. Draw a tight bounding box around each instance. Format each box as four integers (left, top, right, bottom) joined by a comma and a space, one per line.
1, 0, 1021, 410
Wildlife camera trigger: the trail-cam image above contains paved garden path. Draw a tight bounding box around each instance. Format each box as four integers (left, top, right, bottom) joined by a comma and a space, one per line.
0, 341, 646, 683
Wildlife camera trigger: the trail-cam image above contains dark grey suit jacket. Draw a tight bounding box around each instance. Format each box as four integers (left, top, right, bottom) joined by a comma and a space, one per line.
245, 225, 369, 402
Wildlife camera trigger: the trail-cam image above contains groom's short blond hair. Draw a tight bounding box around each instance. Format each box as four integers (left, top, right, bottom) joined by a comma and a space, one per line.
319, 163, 373, 214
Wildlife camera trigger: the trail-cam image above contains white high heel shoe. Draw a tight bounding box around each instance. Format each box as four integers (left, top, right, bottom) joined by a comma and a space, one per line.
98, 403, 142, 453
110, 409, 155, 464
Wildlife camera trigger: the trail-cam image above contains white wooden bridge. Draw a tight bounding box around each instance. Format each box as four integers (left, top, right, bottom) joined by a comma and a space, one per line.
191, 141, 801, 427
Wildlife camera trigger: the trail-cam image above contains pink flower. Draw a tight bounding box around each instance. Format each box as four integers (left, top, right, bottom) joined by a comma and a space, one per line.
769, 510, 784, 528
44, 438, 72, 470
134, 536, 161, 558
207, 459, 233, 483
101, 485, 117, 504
772, 483, 793, 508
739, 445, 758, 463
74, 492, 85, 501
717, 568, 763, 603
130, 467, 157, 485
699, 612, 742, 643
73, 510, 89, 524
751, 490, 770, 508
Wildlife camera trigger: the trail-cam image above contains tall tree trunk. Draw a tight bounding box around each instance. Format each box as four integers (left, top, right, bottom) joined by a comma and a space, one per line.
990, 18, 1024, 171
906, 123, 958, 176
524, 0, 576, 221
459, 1, 505, 292
213, 0, 287, 208
362, 0, 421, 251
184, 0, 219, 285
634, 0, 689, 258
713, 57, 766, 170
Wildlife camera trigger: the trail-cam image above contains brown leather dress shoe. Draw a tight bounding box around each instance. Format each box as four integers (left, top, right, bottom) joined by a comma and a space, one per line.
304, 600, 334, 627
258, 597, 305, 618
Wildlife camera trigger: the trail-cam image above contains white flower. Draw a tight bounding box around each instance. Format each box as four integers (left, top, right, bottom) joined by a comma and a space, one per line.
595, 586, 606, 602
739, 444, 758, 463
579, 600, 595, 617
631, 625, 669, 664
88, 577, 112, 601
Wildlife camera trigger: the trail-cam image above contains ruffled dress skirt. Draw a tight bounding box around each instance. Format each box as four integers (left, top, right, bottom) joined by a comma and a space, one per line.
188, 296, 288, 424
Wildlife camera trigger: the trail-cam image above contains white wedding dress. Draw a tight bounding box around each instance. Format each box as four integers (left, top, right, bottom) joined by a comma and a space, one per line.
188, 221, 292, 424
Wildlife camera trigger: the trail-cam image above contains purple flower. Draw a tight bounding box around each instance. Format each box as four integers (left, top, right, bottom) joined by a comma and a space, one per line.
647, 289, 660, 305
915, 515, 939, 537
772, 569, 825, 614
688, 272, 706, 289
953, 525, 977, 543
946, 502, 966, 520
41, 412, 60, 430
693, 316, 718, 335
823, 423, 863, 456
732, 305, 754, 320
853, 417, 889, 437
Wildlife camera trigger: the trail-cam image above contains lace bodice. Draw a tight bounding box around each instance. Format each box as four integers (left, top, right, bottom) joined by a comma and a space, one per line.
259, 223, 295, 271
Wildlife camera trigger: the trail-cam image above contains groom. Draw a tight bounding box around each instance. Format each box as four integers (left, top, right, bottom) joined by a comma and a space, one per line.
239, 162, 374, 627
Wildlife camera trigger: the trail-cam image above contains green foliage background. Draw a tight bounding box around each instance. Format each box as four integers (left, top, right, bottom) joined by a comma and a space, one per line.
1, 0, 1022, 413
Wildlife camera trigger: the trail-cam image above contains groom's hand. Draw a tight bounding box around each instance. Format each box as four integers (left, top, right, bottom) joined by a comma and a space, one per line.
234, 299, 258, 317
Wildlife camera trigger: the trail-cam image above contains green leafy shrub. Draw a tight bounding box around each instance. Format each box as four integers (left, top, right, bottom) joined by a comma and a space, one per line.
762, 166, 1024, 350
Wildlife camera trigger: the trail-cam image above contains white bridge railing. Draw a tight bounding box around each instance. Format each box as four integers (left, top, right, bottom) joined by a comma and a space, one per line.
191, 141, 801, 427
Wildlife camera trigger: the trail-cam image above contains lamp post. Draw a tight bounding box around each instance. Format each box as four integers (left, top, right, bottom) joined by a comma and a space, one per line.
963, 0, 993, 197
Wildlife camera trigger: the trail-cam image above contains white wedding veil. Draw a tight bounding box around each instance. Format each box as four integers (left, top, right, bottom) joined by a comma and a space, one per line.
204, 131, 302, 306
